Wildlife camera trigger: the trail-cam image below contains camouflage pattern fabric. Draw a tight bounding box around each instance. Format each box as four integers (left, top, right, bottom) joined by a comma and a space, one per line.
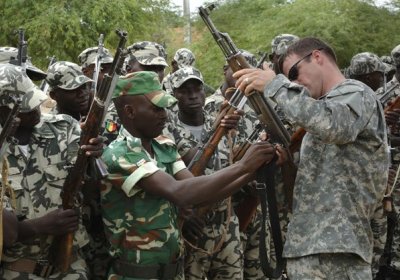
164, 102, 243, 280
348, 52, 386, 77
370, 203, 387, 278
46, 61, 92, 90
377, 76, 400, 272
391, 44, 400, 67
162, 72, 173, 95
169, 67, 203, 90
127, 41, 168, 67
286, 253, 372, 280
265, 75, 389, 267
100, 127, 186, 279
0, 64, 47, 112
270, 34, 299, 56
174, 48, 195, 68
77, 46, 113, 68
0, 46, 47, 79
1, 113, 89, 279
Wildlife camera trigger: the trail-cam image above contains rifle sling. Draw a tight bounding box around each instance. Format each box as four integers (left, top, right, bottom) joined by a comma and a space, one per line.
377, 210, 397, 278
256, 162, 286, 279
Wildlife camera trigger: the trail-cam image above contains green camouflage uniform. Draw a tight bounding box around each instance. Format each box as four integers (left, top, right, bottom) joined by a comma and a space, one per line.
265, 74, 389, 279
166, 67, 243, 280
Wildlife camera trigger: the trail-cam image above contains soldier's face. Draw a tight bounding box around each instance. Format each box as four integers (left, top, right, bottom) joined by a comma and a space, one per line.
51, 84, 91, 114
127, 61, 166, 82
283, 52, 323, 99
174, 79, 205, 115
0, 106, 41, 129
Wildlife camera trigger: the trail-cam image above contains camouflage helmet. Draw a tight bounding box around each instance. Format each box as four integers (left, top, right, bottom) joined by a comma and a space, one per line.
348, 52, 386, 76
271, 34, 299, 56
0, 46, 47, 81
169, 67, 204, 90
112, 71, 176, 108
46, 61, 93, 90
127, 41, 168, 67
173, 48, 195, 69
391, 44, 400, 67
78, 46, 114, 68
0, 64, 47, 112
381, 55, 396, 74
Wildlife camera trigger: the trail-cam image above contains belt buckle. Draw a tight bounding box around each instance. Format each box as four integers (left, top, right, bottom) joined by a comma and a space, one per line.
34, 259, 55, 278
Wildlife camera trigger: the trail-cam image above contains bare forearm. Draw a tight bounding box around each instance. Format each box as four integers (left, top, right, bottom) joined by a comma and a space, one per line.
3, 210, 18, 247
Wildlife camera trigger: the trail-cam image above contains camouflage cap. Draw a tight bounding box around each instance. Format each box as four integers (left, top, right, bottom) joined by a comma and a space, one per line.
46, 61, 93, 90
112, 71, 176, 108
0, 46, 47, 81
0, 64, 47, 112
78, 46, 114, 68
391, 44, 400, 67
173, 48, 195, 68
169, 67, 204, 89
348, 52, 386, 76
127, 41, 168, 67
271, 34, 299, 55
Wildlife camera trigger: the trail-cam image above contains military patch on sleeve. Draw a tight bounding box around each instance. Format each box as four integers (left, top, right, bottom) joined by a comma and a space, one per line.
105, 120, 118, 133
136, 158, 146, 167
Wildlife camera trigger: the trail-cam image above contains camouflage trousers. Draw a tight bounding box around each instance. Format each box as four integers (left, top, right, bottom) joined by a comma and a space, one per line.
0, 255, 88, 280
184, 210, 243, 280
106, 268, 184, 280
286, 253, 372, 280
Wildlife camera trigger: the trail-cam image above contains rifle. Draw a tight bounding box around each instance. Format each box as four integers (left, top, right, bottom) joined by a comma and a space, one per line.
232, 123, 263, 232
39, 56, 57, 94
52, 30, 127, 272
92, 34, 104, 94
9, 28, 28, 73
379, 82, 399, 106
199, 4, 294, 278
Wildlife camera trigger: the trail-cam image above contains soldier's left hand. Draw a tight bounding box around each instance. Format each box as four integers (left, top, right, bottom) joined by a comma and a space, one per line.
81, 136, 105, 157
219, 107, 244, 130
275, 144, 289, 166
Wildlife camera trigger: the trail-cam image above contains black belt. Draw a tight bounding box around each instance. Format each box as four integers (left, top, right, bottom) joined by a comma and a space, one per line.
112, 259, 183, 279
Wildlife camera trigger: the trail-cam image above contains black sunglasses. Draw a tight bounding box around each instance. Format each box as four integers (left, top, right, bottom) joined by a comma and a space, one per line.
287, 48, 323, 81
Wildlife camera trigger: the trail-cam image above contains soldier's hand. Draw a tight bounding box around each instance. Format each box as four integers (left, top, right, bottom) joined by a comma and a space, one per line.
233, 68, 276, 95
38, 208, 79, 235
239, 141, 275, 173
220, 109, 243, 130
385, 109, 400, 126
81, 136, 105, 157
181, 209, 205, 241
275, 144, 289, 166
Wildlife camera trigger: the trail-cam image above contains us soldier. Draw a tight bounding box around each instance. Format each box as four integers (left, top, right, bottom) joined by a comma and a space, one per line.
100, 70, 275, 279
345, 51, 390, 278
46, 61, 93, 120
348, 52, 386, 91
0, 63, 104, 279
102, 41, 168, 144
235, 37, 389, 280
163, 48, 196, 95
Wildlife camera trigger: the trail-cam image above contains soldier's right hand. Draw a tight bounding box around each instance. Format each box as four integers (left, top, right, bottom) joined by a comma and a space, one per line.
385, 108, 400, 127
239, 141, 275, 173
37, 209, 79, 235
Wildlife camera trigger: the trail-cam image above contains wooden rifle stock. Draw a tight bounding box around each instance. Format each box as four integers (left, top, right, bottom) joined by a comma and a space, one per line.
53, 30, 127, 272
384, 95, 400, 114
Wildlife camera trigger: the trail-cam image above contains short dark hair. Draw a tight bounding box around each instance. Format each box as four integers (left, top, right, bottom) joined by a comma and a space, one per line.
279, 37, 337, 72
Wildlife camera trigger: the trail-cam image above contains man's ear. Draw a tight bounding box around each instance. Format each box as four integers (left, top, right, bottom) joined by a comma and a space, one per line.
124, 104, 136, 119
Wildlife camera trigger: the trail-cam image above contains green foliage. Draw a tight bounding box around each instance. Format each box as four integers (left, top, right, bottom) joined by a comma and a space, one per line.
0, 0, 182, 70
187, 0, 400, 88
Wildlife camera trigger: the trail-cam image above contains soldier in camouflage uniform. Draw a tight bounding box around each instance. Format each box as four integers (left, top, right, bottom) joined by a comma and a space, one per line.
348, 52, 387, 91
0, 63, 104, 279
46, 61, 93, 120
78, 46, 114, 87
163, 48, 196, 95
235, 37, 389, 280
346, 52, 390, 278
374, 44, 400, 279
100, 70, 275, 279
76, 46, 115, 280
102, 41, 168, 144
164, 66, 245, 280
